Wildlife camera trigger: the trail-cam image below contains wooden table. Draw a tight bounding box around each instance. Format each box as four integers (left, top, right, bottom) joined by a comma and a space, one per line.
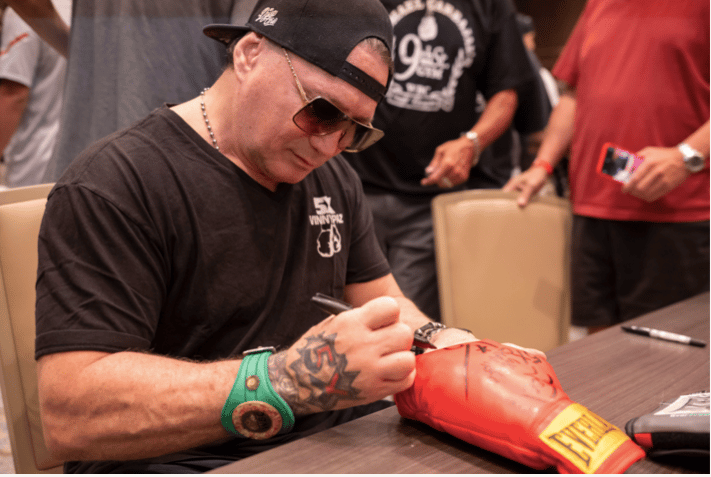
210, 293, 709, 474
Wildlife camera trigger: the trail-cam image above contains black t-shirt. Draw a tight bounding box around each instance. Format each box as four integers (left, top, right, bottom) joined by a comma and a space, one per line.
36, 106, 390, 360
35, 106, 393, 472
346, 0, 537, 194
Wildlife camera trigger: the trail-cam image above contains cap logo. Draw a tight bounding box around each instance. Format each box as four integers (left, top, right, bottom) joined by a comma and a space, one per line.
255, 8, 278, 27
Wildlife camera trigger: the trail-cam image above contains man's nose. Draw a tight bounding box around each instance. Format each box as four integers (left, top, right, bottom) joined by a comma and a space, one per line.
309, 129, 349, 156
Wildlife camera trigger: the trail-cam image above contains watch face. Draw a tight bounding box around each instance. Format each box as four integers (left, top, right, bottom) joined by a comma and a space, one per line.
680, 143, 705, 172
233, 401, 283, 439
687, 155, 705, 172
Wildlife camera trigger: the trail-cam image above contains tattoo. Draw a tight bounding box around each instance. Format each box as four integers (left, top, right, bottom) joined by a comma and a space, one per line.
269, 333, 361, 414
269, 352, 303, 410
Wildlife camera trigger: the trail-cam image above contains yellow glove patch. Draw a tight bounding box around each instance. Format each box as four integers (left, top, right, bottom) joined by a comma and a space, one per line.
539, 403, 632, 473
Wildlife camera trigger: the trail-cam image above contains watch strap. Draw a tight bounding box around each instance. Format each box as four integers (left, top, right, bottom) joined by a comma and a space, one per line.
221, 347, 295, 437
533, 159, 554, 176
461, 130, 481, 163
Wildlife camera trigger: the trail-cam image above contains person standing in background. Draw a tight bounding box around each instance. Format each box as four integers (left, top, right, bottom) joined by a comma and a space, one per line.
346, 0, 539, 321
476, 11, 556, 194
4, 0, 255, 182
504, 0, 709, 333
0, 0, 71, 188
506, 12, 566, 196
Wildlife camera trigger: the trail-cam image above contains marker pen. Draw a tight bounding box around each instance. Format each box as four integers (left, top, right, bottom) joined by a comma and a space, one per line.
621, 325, 707, 348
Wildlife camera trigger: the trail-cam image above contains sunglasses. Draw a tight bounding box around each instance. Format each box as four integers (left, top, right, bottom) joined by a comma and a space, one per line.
283, 49, 384, 153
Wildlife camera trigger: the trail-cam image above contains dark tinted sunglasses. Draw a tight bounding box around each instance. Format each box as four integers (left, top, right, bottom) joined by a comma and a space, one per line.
284, 49, 384, 153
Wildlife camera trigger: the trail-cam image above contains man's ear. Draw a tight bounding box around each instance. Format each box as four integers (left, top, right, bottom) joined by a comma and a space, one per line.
232, 32, 264, 78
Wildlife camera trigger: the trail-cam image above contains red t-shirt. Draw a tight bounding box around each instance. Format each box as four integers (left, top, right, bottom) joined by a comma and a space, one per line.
553, 0, 709, 222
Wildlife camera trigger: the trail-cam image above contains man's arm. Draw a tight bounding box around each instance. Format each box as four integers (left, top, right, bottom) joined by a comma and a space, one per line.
0, 79, 30, 151
502, 86, 577, 207
421, 88, 518, 188
37, 296, 415, 462
3, 0, 69, 57
622, 120, 710, 202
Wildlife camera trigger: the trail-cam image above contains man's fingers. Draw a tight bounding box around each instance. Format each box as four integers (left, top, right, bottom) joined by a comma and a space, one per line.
376, 351, 416, 383
516, 186, 534, 207
356, 296, 401, 330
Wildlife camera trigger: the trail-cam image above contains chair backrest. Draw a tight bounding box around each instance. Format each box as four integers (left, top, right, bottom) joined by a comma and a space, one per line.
0, 183, 54, 206
432, 189, 572, 352
0, 187, 63, 473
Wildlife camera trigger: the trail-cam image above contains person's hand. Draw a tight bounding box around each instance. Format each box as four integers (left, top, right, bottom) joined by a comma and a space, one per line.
502, 165, 549, 207
622, 146, 690, 202
421, 136, 478, 189
270, 296, 416, 415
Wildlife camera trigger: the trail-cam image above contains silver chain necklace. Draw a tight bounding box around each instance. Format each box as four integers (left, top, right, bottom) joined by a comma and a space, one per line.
200, 87, 219, 151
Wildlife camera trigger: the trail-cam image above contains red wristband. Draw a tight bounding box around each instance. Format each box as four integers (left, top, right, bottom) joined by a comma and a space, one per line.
533, 159, 554, 176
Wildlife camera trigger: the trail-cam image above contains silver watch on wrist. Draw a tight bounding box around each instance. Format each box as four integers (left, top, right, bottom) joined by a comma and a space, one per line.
678, 142, 705, 173
412, 322, 447, 354
461, 130, 481, 162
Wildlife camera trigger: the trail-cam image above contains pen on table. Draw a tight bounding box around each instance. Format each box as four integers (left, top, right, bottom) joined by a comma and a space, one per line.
621, 325, 707, 348
310, 292, 436, 350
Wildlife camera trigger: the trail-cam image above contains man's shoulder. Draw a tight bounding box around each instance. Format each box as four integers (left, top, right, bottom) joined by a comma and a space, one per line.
55, 107, 188, 191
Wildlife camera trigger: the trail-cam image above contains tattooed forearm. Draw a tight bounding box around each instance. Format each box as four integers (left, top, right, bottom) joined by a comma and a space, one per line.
268, 333, 362, 415
268, 352, 306, 413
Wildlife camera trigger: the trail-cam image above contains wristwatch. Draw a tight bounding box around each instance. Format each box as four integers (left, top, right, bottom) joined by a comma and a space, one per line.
221, 346, 295, 440
412, 322, 447, 354
678, 142, 706, 173
461, 130, 481, 163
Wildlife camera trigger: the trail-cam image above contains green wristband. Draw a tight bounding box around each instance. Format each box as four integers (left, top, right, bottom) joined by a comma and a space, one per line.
220, 347, 295, 439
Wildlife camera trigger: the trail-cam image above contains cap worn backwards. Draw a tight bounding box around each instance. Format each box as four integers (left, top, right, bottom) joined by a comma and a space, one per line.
203, 0, 393, 102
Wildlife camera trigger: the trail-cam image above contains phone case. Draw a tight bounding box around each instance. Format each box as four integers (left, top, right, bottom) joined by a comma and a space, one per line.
598, 143, 644, 183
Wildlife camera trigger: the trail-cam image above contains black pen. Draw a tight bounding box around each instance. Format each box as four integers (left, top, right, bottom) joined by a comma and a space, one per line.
621, 325, 707, 348
311, 292, 353, 314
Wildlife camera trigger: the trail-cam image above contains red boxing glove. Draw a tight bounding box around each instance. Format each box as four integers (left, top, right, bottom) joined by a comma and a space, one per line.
394, 340, 645, 473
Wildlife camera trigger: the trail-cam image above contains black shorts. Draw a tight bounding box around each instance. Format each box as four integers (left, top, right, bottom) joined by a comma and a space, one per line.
571, 215, 709, 327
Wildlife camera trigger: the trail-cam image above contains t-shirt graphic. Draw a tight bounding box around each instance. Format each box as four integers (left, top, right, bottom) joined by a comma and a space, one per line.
387, 1, 476, 113
310, 196, 344, 257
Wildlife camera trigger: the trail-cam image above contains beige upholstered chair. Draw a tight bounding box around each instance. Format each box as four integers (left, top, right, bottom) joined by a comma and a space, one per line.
0, 183, 54, 206
432, 190, 572, 352
0, 185, 62, 473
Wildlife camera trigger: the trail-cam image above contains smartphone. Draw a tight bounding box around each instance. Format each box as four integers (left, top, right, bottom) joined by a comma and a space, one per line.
598, 143, 644, 183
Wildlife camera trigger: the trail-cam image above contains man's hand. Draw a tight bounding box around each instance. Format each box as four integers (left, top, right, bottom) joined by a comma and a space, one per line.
421, 136, 478, 188
622, 146, 691, 202
269, 296, 416, 415
502, 164, 549, 207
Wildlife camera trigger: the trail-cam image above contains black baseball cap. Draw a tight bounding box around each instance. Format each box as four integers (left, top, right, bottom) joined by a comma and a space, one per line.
203, 0, 393, 102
